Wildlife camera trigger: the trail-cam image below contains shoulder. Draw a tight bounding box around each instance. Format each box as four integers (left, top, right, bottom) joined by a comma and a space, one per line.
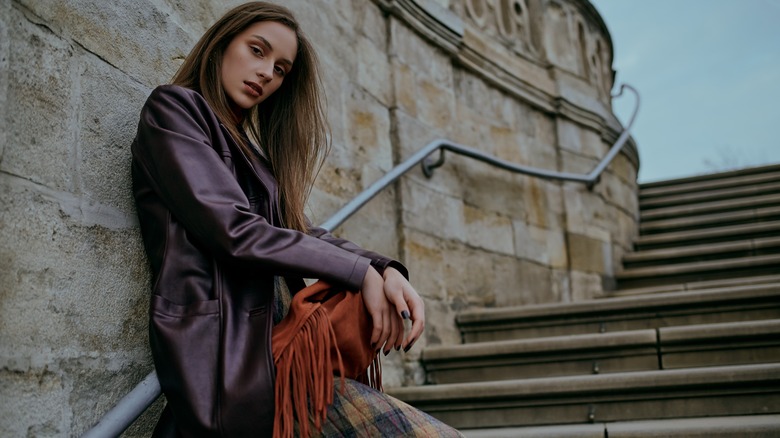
144, 84, 213, 116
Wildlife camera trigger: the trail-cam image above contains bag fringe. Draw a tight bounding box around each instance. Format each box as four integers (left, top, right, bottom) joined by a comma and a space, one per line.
272, 285, 383, 438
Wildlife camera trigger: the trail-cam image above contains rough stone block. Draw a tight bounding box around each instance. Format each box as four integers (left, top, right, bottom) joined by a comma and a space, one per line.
403, 229, 447, 301
0, 178, 149, 355
570, 270, 603, 301
354, 0, 387, 49
401, 178, 465, 242
356, 34, 392, 106
3, 6, 77, 191
416, 79, 456, 131
462, 204, 515, 255
78, 52, 151, 216
441, 242, 499, 308
0, 0, 8, 162
563, 182, 612, 240
514, 221, 568, 269
345, 87, 393, 171
568, 232, 610, 274
390, 17, 453, 87
525, 178, 566, 230
0, 368, 69, 437
494, 257, 556, 306
422, 297, 461, 347
16, 0, 193, 86
393, 60, 419, 117
557, 118, 605, 159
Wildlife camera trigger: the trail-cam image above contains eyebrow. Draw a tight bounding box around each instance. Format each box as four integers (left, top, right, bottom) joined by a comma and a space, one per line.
251, 35, 294, 68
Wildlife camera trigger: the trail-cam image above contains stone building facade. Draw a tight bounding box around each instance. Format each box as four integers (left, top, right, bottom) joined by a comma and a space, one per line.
0, 0, 638, 435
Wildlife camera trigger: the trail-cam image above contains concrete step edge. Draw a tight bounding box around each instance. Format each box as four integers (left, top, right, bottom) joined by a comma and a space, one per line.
607, 274, 780, 297
387, 363, 780, 402
461, 414, 780, 438
635, 220, 780, 246
623, 236, 780, 264
640, 193, 780, 220
615, 254, 780, 279
423, 330, 657, 362
640, 172, 780, 198
457, 282, 780, 325
639, 181, 780, 208
659, 318, 780, 343
640, 163, 780, 189
639, 206, 780, 232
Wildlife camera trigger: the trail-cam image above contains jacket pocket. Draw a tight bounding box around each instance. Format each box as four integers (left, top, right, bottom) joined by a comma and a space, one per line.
149, 294, 221, 436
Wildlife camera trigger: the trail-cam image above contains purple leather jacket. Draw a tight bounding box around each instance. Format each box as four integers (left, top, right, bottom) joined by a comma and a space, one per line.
131, 85, 407, 437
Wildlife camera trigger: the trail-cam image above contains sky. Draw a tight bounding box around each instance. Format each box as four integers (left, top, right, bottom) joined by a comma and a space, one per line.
589, 0, 780, 183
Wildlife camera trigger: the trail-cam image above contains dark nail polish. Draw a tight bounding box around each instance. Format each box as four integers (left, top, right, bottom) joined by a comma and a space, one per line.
383, 349, 390, 356
401, 310, 410, 320
395, 345, 400, 351
403, 345, 412, 353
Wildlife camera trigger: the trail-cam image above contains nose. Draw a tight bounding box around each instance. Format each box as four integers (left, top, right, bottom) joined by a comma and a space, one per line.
256, 60, 274, 82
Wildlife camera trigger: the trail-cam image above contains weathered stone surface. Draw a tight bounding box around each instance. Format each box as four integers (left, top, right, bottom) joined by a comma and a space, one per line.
3, 5, 77, 191
568, 232, 610, 274
557, 118, 605, 159
402, 229, 448, 301
356, 34, 392, 106
570, 270, 604, 301
514, 221, 568, 269
78, 52, 150, 216
0, 178, 149, 355
401, 178, 465, 242
0, 367, 69, 437
16, 0, 193, 86
462, 203, 515, 255
345, 87, 394, 172
0, 0, 8, 163
563, 182, 613, 241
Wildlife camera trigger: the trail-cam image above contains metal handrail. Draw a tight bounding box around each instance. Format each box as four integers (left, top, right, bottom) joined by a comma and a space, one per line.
82, 83, 638, 437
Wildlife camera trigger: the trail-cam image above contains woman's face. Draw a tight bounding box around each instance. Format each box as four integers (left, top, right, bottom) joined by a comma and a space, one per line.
220, 20, 298, 114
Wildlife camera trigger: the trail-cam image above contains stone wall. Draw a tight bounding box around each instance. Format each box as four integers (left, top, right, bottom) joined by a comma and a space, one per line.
0, 0, 638, 435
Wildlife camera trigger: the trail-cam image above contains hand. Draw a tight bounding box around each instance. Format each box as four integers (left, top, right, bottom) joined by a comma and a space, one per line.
360, 266, 393, 352
382, 267, 425, 353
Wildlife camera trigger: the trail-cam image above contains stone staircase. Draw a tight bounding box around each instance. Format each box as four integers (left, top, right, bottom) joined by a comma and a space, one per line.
389, 164, 780, 437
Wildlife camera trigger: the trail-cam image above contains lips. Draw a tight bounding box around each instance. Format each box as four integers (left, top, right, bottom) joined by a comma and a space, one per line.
244, 81, 263, 97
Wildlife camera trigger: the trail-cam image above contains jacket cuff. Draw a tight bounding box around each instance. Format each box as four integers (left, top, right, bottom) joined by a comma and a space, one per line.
346, 256, 373, 292
371, 258, 409, 280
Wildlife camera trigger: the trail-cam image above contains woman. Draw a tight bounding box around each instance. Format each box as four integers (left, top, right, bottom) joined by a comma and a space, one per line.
131, 2, 461, 437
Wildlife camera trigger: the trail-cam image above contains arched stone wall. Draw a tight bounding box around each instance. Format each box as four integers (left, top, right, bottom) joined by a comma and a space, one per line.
0, 0, 638, 435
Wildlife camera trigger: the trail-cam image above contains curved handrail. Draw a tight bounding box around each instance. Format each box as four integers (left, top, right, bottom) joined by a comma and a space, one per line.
82, 84, 638, 437
323, 84, 639, 231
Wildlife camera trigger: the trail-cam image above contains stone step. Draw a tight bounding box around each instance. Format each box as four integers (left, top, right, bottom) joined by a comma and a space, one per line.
461, 414, 780, 438
640, 163, 780, 190
639, 181, 780, 210
423, 330, 658, 384
640, 171, 780, 199
607, 273, 780, 297
660, 319, 780, 370
640, 193, 780, 221
457, 283, 780, 342
423, 319, 780, 384
639, 205, 780, 234
615, 254, 780, 284
388, 364, 780, 430
623, 236, 780, 267
634, 220, 780, 249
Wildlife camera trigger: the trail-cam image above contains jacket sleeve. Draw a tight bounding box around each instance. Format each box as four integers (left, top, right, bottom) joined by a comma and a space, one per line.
307, 224, 409, 280
132, 85, 371, 291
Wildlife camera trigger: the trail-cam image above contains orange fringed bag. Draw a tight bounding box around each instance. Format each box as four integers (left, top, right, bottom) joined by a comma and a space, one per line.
271, 281, 382, 438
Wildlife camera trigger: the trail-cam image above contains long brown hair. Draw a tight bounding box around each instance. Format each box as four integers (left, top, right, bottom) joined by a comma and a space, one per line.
171, 2, 330, 232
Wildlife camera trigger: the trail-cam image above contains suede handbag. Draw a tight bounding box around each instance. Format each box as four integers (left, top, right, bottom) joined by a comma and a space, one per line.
271, 281, 382, 438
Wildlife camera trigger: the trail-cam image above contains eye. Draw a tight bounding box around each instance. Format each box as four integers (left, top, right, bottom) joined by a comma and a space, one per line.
274, 66, 286, 77
250, 45, 263, 56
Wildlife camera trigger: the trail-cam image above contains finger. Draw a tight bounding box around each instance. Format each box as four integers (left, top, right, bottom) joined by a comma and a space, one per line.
403, 297, 425, 350
377, 308, 391, 353
384, 310, 400, 355
369, 309, 383, 346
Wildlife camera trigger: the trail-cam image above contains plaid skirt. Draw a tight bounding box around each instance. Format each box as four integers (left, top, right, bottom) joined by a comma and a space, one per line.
300, 378, 464, 438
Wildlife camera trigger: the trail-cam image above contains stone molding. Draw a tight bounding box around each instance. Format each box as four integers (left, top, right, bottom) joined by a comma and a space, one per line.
373, 0, 638, 170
